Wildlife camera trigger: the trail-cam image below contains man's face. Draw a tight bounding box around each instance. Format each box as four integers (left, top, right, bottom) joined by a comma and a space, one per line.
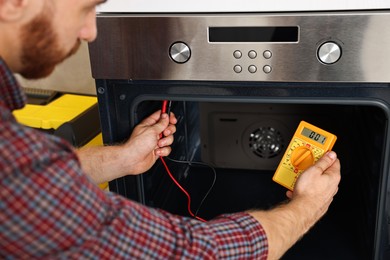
19, 0, 104, 79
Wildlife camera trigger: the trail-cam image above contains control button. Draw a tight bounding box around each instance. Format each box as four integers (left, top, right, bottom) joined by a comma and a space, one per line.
317, 42, 342, 65
169, 42, 191, 63
248, 65, 257, 73
263, 50, 272, 59
233, 50, 242, 59
263, 65, 272, 74
233, 65, 242, 73
248, 50, 257, 59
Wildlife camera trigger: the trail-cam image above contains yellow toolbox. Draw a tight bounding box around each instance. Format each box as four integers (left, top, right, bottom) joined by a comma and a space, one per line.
13, 92, 108, 190
13, 93, 100, 146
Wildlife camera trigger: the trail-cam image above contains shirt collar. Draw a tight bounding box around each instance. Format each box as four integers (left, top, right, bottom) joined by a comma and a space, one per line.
0, 57, 26, 111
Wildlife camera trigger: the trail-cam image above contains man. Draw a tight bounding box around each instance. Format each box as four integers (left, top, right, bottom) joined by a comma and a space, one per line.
0, 0, 341, 259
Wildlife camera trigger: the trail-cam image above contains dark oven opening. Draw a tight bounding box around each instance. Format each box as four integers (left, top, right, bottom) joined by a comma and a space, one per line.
97, 79, 390, 260
120, 100, 384, 260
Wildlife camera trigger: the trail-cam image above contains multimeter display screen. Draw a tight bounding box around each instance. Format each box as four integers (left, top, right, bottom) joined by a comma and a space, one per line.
301, 127, 327, 144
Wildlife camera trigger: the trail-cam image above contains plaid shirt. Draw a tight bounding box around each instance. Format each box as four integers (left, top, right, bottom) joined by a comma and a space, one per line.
0, 58, 268, 259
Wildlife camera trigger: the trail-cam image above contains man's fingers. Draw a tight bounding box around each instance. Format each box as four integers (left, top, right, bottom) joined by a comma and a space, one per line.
139, 110, 165, 126
309, 151, 338, 175
155, 146, 172, 157
286, 190, 293, 199
169, 112, 177, 124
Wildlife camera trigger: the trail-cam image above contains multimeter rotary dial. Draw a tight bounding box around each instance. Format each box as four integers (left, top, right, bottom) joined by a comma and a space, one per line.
291, 146, 315, 170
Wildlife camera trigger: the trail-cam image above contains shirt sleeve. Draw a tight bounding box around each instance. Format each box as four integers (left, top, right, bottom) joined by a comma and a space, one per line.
0, 123, 268, 259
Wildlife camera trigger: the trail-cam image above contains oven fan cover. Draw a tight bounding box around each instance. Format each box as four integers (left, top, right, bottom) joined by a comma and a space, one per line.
246, 124, 285, 159
200, 103, 297, 170
238, 120, 290, 170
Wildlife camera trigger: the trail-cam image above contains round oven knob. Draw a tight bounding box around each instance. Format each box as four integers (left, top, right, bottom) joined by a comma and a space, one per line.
291, 146, 314, 170
317, 42, 342, 65
169, 42, 191, 63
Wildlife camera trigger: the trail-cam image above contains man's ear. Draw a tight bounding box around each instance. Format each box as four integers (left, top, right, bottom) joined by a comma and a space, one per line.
0, 0, 28, 22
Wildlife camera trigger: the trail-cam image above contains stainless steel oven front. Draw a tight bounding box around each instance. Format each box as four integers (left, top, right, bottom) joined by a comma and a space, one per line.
89, 11, 390, 259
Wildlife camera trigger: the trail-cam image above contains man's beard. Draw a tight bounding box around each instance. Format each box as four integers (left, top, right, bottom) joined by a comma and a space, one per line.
19, 8, 81, 79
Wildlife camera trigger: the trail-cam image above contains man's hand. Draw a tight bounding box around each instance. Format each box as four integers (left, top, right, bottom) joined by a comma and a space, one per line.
248, 151, 340, 260
77, 110, 177, 184
286, 151, 341, 219
123, 110, 177, 174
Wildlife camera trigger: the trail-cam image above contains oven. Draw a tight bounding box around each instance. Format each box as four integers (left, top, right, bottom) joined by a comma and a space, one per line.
89, 10, 390, 259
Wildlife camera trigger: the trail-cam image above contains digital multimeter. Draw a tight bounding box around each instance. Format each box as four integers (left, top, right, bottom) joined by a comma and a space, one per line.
272, 121, 337, 191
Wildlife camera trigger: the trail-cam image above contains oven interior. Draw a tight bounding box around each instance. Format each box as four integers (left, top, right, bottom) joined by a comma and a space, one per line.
114, 99, 387, 260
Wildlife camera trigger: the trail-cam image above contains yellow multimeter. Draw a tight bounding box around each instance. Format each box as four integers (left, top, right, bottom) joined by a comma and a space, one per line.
272, 121, 337, 191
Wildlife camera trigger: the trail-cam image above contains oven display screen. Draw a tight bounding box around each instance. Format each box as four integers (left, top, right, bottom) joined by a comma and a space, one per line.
301, 127, 327, 145
208, 26, 299, 42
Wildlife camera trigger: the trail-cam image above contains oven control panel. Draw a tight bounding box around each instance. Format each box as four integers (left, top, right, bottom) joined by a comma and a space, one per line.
169, 39, 343, 74
272, 121, 337, 191
90, 11, 390, 82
